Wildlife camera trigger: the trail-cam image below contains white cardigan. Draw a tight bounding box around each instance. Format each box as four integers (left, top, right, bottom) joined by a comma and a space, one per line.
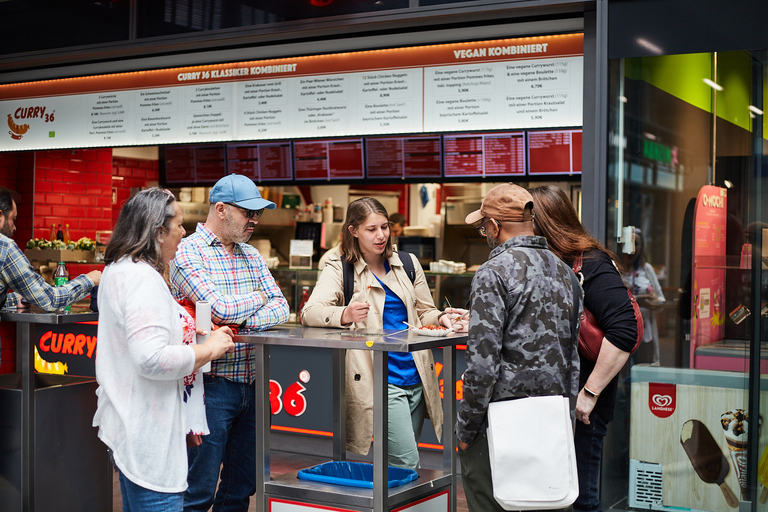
92, 258, 196, 492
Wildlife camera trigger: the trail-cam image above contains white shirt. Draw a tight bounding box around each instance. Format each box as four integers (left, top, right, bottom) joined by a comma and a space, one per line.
92, 258, 196, 492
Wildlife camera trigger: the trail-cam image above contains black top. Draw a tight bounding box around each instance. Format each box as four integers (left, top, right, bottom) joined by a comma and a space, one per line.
567, 249, 637, 423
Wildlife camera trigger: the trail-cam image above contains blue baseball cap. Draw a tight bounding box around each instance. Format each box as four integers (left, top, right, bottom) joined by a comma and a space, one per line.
209, 174, 276, 211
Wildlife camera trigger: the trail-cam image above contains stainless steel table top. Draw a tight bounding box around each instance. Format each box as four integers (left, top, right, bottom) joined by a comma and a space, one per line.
0, 306, 98, 325
235, 325, 467, 351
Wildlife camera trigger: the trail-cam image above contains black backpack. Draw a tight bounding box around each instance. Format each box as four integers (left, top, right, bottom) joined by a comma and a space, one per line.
341, 251, 416, 305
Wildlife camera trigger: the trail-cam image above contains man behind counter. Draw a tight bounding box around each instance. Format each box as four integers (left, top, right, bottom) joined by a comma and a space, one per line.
170, 173, 289, 512
0, 187, 100, 312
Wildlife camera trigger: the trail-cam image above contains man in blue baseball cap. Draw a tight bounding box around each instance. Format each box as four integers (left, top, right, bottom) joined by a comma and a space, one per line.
170, 173, 289, 512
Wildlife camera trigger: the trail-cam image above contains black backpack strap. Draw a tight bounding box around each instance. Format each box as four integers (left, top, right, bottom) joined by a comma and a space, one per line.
399, 250, 416, 284
342, 251, 415, 305
341, 254, 354, 306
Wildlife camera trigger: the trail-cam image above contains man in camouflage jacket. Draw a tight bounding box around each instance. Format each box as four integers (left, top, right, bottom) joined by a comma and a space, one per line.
456, 183, 582, 512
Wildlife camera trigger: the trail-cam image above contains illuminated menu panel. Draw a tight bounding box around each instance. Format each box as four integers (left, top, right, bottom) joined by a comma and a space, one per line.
194, 146, 227, 182
164, 146, 196, 183
294, 138, 364, 181
227, 141, 292, 181
163, 145, 226, 184
443, 131, 525, 178
527, 129, 582, 175
366, 135, 442, 179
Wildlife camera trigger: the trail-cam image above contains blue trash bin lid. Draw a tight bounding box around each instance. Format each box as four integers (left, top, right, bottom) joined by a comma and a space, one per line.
297, 461, 418, 489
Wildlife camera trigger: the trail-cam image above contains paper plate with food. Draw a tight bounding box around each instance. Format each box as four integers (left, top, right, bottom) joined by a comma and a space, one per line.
409, 324, 454, 337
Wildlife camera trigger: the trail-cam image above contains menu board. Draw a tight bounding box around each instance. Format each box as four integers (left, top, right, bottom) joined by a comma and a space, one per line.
365, 135, 442, 179
443, 131, 525, 177
527, 129, 582, 175
1, 34, 583, 152
163, 144, 226, 184
294, 138, 364, 181
227, 141, 292, 181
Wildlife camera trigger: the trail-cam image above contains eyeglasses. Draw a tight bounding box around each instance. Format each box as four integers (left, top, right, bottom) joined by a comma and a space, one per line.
476, 218, 499, 237
226, 203, 264, 219
227, 203, 264, 219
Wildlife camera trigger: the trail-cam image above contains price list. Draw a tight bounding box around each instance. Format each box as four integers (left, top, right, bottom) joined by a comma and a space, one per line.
294, 138, 364, 181
227, 141, 292, 181
193, 145, 227, 182
163, 146, 196, 183
527, 129, 582, 175
86, 91, 129, 143
366, 135, 441, 179
444, 131, 525, 177
483, 132, 525, 176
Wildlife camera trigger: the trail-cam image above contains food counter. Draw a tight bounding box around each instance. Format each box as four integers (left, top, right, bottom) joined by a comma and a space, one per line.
236, 326, 467, 512
0, 307, 111, 512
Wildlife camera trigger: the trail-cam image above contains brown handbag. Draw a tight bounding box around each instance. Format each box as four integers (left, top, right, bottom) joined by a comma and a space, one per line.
572, 253, 644, 361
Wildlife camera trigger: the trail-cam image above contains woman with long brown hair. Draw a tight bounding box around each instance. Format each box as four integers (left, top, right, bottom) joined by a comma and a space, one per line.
302, 197, 466, 469
529, 185, 638, 512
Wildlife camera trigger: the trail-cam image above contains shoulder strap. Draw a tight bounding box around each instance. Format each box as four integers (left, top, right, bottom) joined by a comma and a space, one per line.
341, 254, 354, 306
342, 252, 416, 305
566, 269, 581, 400
399, 250, 416, 284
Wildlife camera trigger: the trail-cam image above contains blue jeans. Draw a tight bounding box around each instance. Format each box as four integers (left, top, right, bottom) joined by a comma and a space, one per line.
573, 413, 608, 512
119, 470, 184, 512
184, 375, 256, 512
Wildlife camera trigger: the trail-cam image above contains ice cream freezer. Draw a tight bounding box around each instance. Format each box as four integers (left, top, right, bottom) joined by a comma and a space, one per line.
629, 365, 768, 512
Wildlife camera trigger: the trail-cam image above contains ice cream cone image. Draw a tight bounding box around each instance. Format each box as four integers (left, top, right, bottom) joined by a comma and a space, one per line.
721, 409, 749, 500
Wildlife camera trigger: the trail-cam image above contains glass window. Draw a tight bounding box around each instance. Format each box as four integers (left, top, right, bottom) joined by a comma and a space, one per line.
606, 50, 767, 511
0, 0, 130, 54
136, 0, 410, 38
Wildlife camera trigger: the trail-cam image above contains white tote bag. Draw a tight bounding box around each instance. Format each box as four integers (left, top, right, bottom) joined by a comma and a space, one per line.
486, 395, 578, 510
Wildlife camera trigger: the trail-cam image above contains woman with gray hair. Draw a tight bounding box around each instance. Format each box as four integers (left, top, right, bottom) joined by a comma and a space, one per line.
92, 188, 235, 511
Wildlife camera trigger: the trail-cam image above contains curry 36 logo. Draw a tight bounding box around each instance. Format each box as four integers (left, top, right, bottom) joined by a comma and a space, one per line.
6, 106, 55, 140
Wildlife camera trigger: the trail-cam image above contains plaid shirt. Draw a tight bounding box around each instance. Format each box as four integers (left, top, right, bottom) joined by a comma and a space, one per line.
0, 235, 94, 311
169, 223, 289, 383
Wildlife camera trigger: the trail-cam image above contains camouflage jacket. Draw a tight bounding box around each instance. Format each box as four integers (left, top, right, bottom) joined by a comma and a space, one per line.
456, 235, 582, 443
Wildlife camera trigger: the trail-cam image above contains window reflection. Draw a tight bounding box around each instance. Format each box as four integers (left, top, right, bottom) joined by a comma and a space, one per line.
606, 50, 767, 512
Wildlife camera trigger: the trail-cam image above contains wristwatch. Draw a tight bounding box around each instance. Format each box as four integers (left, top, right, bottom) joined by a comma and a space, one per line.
583, 386, 600, 398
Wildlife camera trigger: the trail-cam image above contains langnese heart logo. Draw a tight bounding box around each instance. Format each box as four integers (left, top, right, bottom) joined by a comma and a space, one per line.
649, 382, 676, 418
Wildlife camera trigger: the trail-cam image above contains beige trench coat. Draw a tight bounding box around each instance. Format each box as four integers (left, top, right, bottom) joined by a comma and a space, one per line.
301, 251, 444, 455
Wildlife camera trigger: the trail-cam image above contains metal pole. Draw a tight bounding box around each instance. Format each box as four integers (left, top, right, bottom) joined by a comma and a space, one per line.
18, 320, 34, 512
373, 351, 388, 512
442, 345, 457, 512
254, 344, 270, 512
332, 348, 346, 461
747, 49, 765, 512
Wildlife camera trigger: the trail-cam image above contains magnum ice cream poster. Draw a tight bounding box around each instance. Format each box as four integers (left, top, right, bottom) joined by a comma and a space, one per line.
630, 376, 768, 511
691, 185, 727, 367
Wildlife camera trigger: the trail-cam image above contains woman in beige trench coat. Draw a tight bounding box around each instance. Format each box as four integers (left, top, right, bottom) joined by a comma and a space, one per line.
302, 197, 466, 468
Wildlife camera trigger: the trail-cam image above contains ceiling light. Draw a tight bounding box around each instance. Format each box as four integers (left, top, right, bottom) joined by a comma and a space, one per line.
636, 38, 663, 55
748, 105, 764, 116
703, 78, 723, 91
619, 96, 628, 103
724, 180, 733, 189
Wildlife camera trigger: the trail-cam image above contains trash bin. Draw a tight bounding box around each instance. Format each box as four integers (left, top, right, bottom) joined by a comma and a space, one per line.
297, 461, 418, 489
0, 372, 111, 512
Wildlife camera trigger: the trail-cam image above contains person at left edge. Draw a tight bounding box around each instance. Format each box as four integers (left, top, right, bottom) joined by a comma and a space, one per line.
93, 188, 235, 512
0, 186, 100, 311
170, 174, 290, 512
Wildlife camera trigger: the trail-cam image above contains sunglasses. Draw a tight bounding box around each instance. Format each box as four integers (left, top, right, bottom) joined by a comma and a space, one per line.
226, 203, 264, 219
476, 218, 499, 237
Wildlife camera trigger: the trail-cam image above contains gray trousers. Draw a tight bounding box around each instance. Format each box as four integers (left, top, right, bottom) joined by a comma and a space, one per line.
459, 432, 573, 512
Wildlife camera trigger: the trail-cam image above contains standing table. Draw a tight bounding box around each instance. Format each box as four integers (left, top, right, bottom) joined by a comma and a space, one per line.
0, 308, 111, 512
236, 326, 466, 512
